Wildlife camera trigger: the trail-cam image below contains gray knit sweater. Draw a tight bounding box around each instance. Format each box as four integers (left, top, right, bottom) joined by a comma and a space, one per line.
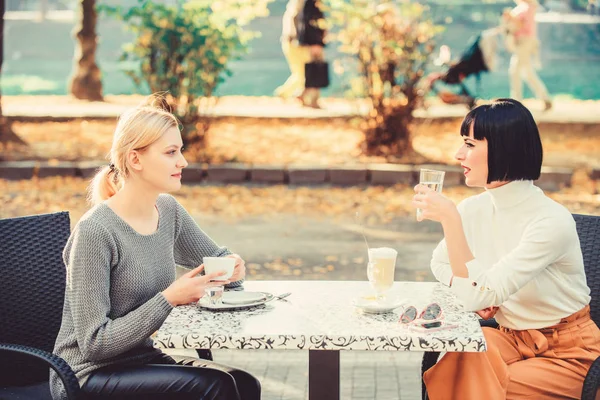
50, 194, 241, 399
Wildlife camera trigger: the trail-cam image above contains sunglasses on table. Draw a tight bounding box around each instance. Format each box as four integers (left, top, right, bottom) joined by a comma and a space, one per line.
399, 303, 443, 328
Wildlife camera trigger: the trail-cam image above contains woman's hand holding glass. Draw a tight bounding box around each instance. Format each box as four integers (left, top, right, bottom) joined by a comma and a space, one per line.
162, 265, 230, 306
225, 253, 246, 282
412, 184, 459, 223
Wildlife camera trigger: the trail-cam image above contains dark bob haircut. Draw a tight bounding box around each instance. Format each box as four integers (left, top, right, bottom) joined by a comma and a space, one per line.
460, 98, 543, 183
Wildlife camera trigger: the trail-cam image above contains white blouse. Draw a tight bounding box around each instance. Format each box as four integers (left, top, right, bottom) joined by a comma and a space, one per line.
431, 180, 590, 330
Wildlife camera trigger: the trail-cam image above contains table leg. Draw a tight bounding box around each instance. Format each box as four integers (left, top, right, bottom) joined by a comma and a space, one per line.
308, 349, 340, 400
195, 349, 213, 361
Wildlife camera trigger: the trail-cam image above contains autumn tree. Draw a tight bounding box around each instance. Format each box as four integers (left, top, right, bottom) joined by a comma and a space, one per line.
327, 0, 442, 156
103, 0, 274, 149
68, 0, 103, 101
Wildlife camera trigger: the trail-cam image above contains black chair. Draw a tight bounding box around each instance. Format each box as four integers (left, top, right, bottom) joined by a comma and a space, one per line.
0, 212, 81, 399
421, 213, 600, 400
0, 212, 214, 400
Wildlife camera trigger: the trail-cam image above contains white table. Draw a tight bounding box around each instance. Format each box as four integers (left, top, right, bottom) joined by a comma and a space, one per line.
154, 281, 486, 399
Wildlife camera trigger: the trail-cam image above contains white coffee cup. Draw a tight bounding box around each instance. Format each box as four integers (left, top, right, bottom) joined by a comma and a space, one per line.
203, 257, 235, 280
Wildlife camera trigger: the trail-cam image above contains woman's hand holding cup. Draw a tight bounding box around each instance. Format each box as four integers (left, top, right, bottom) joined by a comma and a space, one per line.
162, 265, 230, 306
226, 254, 246, 283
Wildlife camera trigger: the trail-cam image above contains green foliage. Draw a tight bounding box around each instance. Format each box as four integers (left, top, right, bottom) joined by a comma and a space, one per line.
326, 0, 443, 156
101, 0, 273, 144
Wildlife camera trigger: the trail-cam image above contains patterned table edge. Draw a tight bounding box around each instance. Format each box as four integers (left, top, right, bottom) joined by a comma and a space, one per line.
153, 333, 486, 352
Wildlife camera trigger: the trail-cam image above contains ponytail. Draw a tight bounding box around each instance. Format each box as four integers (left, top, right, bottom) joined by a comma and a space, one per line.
87, 165, 122, 206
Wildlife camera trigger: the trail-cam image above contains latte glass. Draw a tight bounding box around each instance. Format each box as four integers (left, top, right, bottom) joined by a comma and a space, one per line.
367, 247, 398, 302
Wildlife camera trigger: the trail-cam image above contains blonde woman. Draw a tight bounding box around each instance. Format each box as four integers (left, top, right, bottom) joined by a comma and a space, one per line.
503, 0, 552, 110
50, 97, 260, 400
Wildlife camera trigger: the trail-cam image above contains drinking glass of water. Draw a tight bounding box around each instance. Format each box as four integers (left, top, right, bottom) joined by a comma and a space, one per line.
417, 169, 445, 221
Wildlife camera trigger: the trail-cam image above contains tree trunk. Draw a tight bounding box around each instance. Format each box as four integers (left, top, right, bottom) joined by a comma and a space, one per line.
68, 0, 103, 101
0, 0, 26, 148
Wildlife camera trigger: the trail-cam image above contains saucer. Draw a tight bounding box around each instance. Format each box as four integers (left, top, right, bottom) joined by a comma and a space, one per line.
222, 291, 267, 305
198, 292, 273, 311
353, 296, 406, 314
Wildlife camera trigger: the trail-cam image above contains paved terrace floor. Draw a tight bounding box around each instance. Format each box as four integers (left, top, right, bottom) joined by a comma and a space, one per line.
165, 348, 423, 400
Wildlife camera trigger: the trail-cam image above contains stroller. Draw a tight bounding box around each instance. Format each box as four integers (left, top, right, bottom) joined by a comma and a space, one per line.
423, 28, 501, 109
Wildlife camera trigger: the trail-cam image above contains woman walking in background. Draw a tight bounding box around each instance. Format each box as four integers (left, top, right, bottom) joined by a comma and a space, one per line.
503, 0, 552, 110
274, 0, 312, 100
297, 0, 327, 108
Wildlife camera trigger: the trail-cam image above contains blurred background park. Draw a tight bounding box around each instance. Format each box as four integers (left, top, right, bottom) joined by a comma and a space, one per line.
3, 0, 600, 98
1, 1, 599, 398
1, 0, 599, 275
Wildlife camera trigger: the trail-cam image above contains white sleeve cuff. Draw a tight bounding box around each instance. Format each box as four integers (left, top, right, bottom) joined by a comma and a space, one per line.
434, 266, 454, 287
450, 275, 473, 294
450, 258, 491, 311
450, 258, 486, 288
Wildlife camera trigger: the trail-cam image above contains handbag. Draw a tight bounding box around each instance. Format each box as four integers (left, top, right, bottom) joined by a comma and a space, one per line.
305, 61, 330, 89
